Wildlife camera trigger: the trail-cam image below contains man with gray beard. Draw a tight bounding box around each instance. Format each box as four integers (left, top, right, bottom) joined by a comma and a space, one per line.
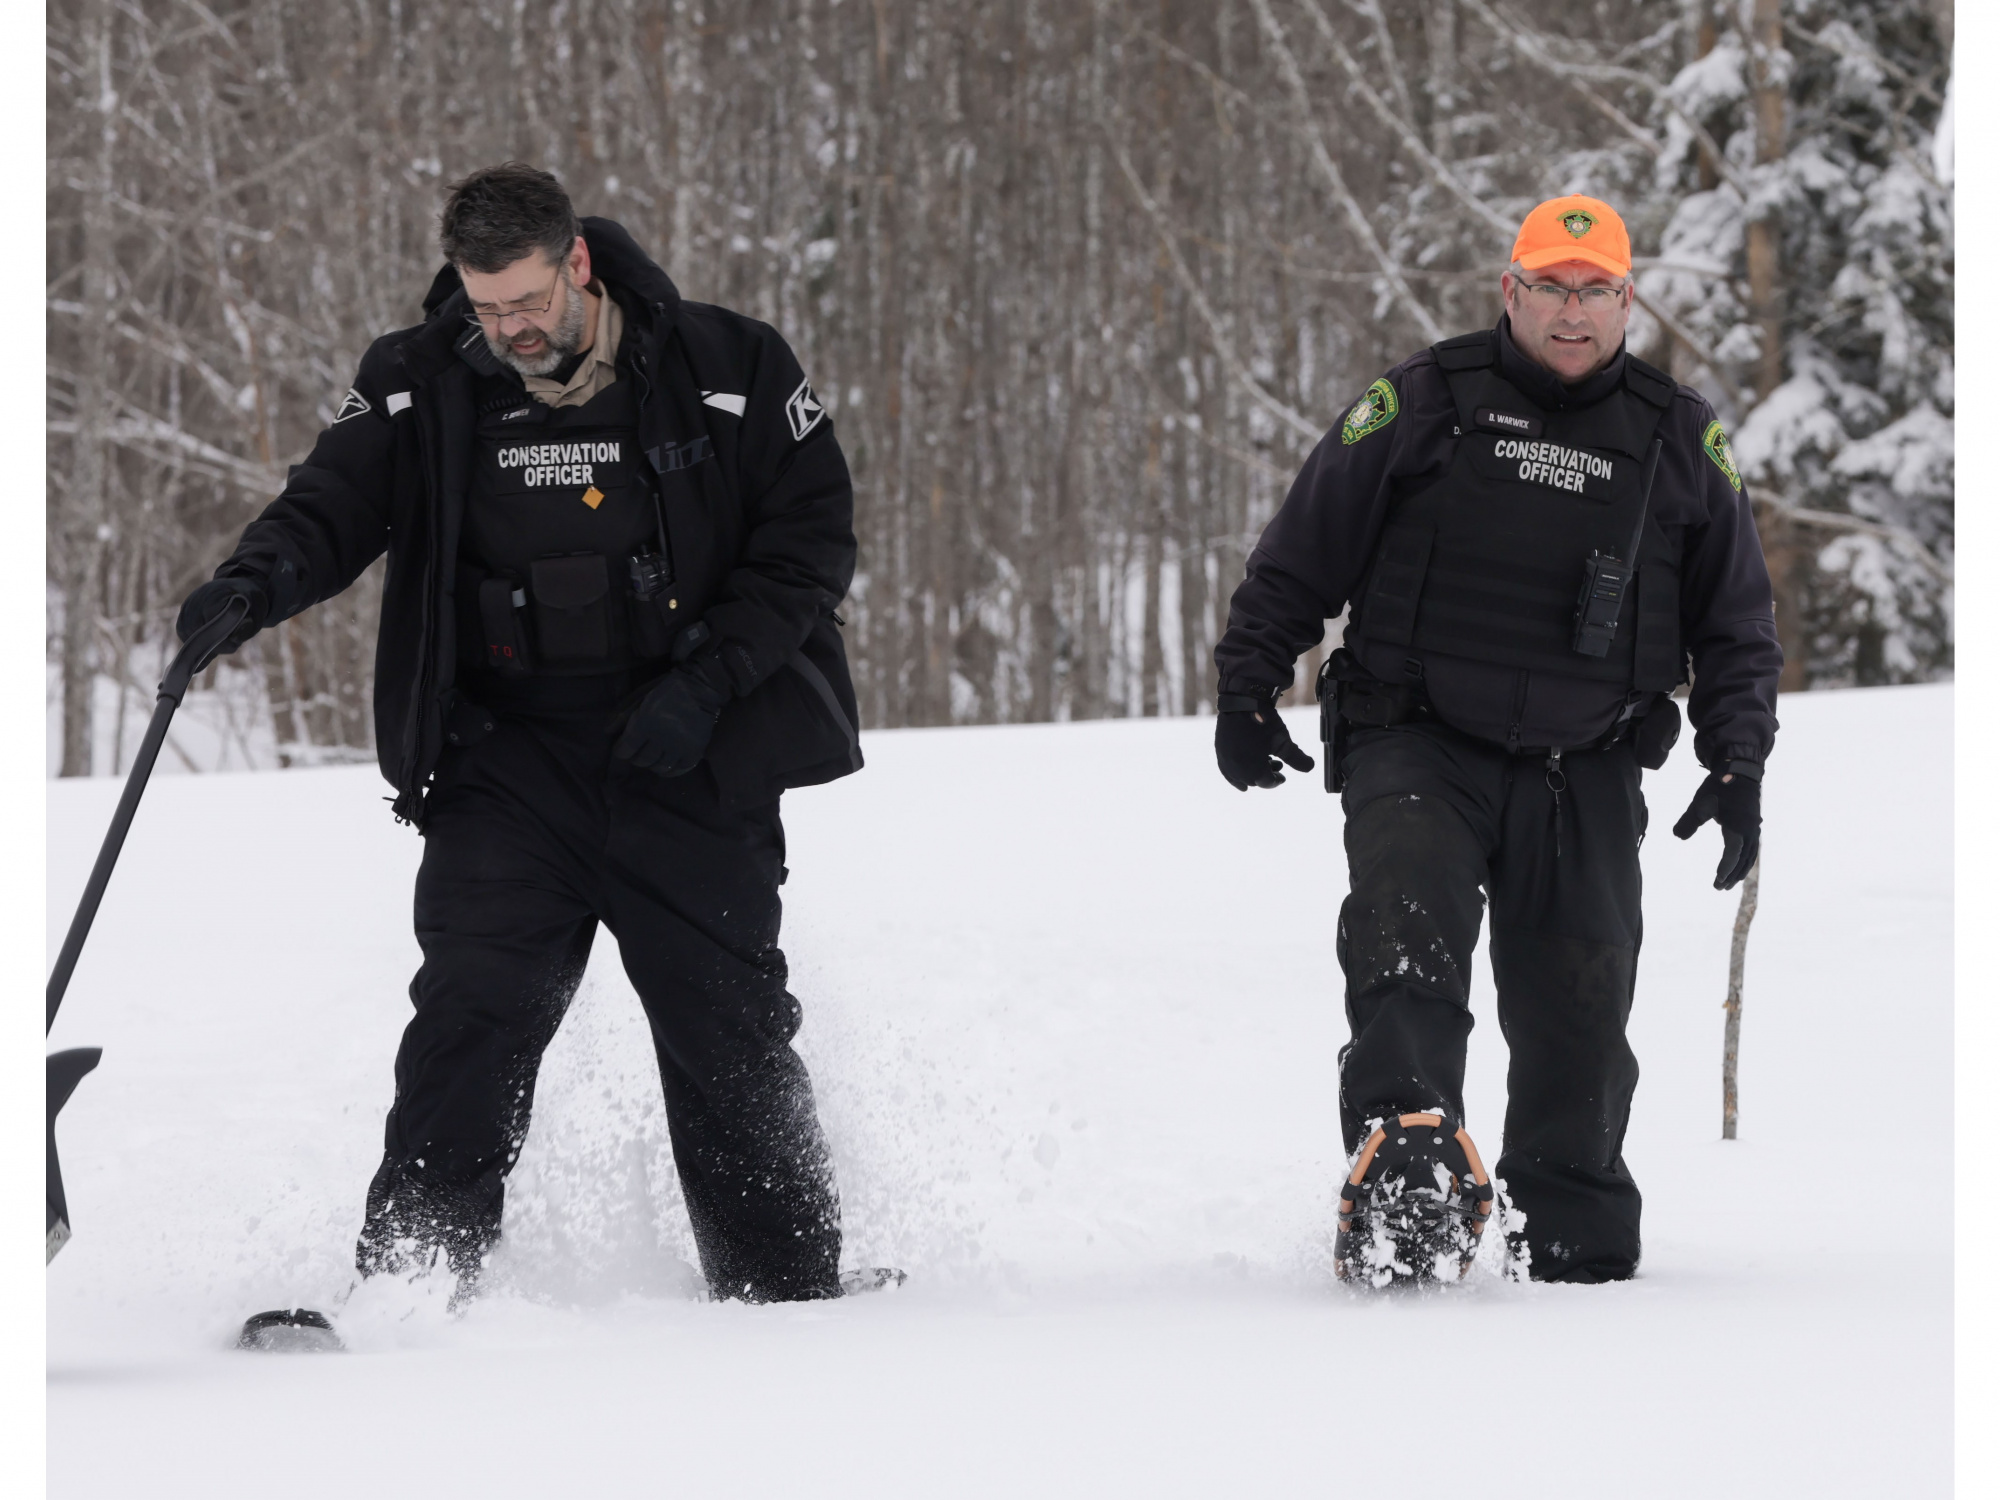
177, 162, 877, 1305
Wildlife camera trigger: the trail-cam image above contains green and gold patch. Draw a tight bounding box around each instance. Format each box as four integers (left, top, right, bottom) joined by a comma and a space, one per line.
1702, 419, 1742, 492
1340, 378, 1399, 445
1561, 209, 1598, 239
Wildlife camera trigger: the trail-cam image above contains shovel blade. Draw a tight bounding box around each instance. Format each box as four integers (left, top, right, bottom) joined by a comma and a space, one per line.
238, 1308, 345, 1353
47, 1048, 102, 1264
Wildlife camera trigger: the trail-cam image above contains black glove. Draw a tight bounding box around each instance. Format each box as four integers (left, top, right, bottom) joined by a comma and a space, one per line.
1215, 693, 1314, 791
175, 575, 269, 653
1672, 767, 1761, 890
612, 656, 734, 776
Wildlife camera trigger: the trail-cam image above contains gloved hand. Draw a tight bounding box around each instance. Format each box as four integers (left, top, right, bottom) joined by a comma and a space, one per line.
612, 655, 733, 776
1672, 767, 1761, 890
175, 575, 270, 653
1215, 693, 1314, 791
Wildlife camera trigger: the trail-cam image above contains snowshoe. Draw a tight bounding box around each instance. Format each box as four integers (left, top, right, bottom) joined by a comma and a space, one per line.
237, 1307, 345, 1353
1334, 1111, 1494, 1288
839, 1267, 906, 1296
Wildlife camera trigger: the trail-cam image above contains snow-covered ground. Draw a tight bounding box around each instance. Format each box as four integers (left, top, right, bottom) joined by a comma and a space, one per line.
46, 685, 1951, 1497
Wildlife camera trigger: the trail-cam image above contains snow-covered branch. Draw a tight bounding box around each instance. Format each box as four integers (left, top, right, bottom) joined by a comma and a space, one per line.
1749, 489, 1952, 586
1459, 0, 1749, 197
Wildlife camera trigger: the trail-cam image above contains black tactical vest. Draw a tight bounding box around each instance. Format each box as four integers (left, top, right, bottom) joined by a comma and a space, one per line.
1351, 332, 1685, 693
457, 374, 678, 679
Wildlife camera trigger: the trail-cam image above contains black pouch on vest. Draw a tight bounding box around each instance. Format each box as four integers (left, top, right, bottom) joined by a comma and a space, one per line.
1631, 694, 1682, 770
477, 576, 532, 677
1328, 647, 1427, 730
529, 553, 613, 663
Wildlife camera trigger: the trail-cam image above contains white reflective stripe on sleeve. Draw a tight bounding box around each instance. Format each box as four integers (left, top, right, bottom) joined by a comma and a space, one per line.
701, 392, 747, 417
386, 391, 413, 415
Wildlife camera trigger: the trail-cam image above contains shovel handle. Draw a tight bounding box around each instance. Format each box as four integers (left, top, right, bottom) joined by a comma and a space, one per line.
163, 594, 255, 703
46, 597, 252, 1032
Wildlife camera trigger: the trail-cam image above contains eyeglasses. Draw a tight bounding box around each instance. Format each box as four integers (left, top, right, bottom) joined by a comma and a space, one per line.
464, 271, 566, 330
1516, 279, 1628, 310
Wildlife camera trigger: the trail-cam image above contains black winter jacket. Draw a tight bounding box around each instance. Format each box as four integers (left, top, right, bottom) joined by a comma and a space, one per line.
1215, 318, 1782, 769
212, 218, 861, 823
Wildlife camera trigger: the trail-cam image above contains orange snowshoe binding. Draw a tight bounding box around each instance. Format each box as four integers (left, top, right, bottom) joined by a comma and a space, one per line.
1335, 1111, 1495, 1287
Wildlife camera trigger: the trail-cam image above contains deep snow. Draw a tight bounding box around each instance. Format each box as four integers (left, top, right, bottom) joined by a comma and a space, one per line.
47, 685, 1951, 1497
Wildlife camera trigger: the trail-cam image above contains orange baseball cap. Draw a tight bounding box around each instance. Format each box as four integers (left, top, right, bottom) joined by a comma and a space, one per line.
1511, 195, 1631, 278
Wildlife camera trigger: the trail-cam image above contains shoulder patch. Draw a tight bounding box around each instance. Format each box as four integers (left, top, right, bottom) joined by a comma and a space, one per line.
1701, 419, 1742, 492
1340, 379, 1399, 445
332, 387, 371, 424
785, 378, 826, 441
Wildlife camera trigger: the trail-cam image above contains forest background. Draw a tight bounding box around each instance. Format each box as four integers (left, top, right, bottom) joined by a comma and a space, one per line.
45, 0, 1954, 774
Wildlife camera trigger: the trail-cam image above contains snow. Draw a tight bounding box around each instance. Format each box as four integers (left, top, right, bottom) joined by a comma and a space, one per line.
1934, 66, 1954, 185
46, 685, 1951, 1496
1733, 366, 1855, 480
1832, 402, 1956, 521
1668, 32, 1748, 116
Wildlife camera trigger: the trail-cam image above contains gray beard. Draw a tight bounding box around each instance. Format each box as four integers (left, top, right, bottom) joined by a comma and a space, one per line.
486, 276, 588, 377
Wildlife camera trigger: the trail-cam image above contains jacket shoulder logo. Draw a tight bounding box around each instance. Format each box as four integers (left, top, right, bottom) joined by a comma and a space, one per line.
785, 378, 826, 441
1340, 379, 1399, 445
1562, 210, 1598, 239
1702, 419, 1742, 492
332, 388, 372, 424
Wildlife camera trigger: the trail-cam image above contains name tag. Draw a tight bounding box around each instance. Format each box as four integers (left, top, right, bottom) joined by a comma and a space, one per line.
1474, 407, 1542, 437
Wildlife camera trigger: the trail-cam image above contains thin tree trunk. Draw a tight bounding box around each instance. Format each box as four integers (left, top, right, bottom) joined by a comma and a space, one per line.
1722, 856, 1761, 1140
1744, 0, 1805, 689
1693, 2, 1721, 191
60, 0, 120, 777
1746, 0, 1787, 403
1426, 0, 1459, 157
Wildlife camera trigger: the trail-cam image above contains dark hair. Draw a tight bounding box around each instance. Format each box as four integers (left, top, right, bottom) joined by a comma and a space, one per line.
439, 162, 581, 273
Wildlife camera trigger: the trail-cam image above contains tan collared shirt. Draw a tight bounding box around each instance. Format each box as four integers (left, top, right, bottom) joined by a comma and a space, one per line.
522, 281, 623, 409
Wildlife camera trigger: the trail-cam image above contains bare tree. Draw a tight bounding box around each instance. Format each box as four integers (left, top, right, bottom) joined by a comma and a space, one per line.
46, 0, 1952, 773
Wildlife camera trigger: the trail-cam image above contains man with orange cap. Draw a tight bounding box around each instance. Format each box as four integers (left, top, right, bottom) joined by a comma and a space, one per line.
1212, 196, 1780, 1287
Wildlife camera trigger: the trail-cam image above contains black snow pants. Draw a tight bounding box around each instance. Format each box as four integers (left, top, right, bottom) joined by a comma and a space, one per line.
1336, 720, 1647, 1283
356, 708, 841, 1301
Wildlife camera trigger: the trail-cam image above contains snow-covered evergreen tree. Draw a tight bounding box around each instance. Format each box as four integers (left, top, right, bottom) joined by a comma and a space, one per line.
1647, 0, 1952, 686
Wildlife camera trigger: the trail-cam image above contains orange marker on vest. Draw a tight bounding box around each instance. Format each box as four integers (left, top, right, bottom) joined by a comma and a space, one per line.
581, 486, 604, 510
